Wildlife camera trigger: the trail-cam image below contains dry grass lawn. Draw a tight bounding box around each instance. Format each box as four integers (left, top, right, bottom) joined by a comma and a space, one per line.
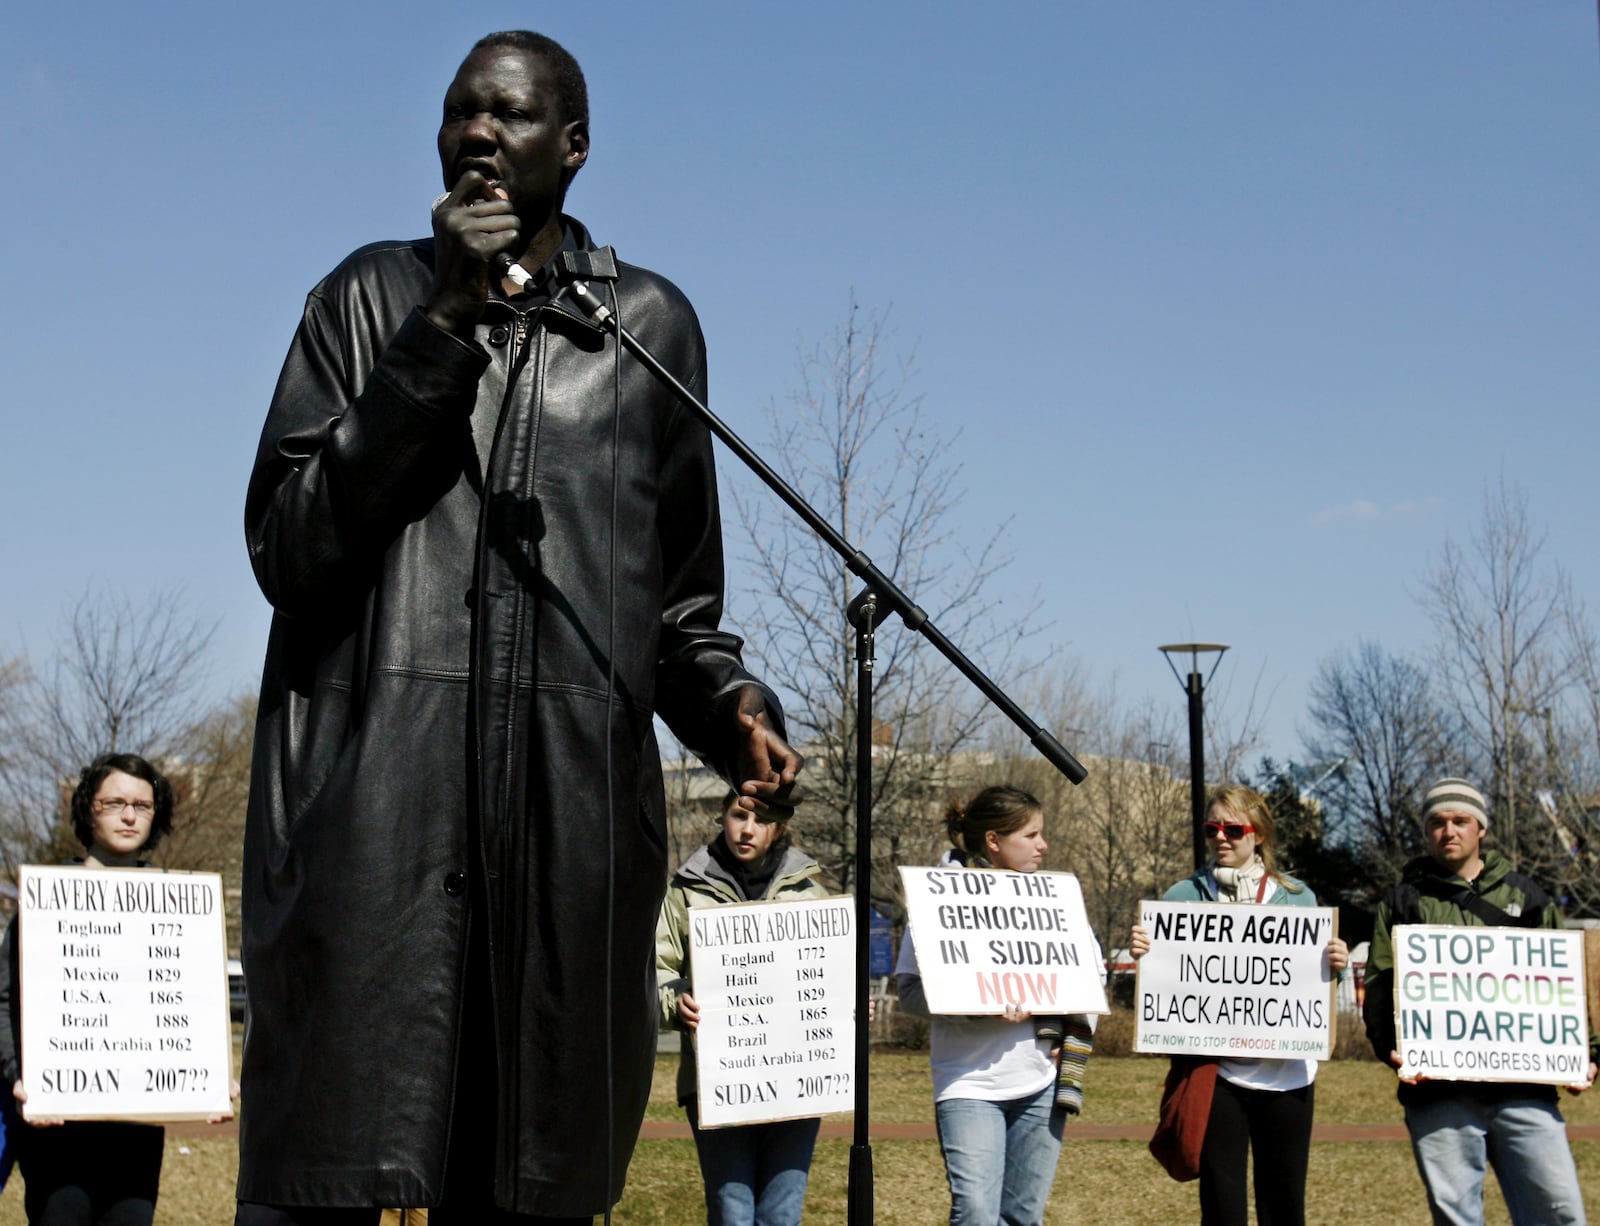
1, 1052, 1594, 1224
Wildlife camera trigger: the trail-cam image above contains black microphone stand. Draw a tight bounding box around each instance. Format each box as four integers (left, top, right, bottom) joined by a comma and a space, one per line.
846, 589, 878, 1225
563, 275, 1088, 1225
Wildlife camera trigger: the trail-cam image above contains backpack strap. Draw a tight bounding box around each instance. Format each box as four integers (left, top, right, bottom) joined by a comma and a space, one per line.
1388, 882, 1424, 926
1404, 872, 1549, 929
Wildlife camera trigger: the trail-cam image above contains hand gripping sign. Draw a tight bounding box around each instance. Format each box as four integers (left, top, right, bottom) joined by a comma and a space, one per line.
691, 895, 856, 1128
1133, 900, 1338, 1059
898, 867, 1108, 1015
17, 865, 234, 1121
1392, 924, 1590, 1085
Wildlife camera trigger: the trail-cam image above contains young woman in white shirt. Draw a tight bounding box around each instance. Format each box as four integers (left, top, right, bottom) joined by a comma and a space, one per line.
895, 786, 1090, 1226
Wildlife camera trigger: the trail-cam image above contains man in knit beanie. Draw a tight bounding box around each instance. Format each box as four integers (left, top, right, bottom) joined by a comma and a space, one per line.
1421, 776, 1490, 831
1362, 776, 1596, 1225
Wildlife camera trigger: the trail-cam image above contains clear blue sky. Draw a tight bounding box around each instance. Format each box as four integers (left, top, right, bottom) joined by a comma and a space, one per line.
2, 3, 1596, 771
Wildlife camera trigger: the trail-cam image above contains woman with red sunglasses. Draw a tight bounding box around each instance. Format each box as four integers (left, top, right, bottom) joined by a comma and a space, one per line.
1130, 784, 1348, 1226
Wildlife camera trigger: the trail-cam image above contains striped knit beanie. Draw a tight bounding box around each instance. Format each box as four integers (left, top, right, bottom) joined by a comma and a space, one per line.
1421, 777, 1489, 831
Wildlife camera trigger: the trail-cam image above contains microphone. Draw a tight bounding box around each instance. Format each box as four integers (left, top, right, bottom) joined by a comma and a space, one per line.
430, 192, 534, 289
498, 257, 534, 291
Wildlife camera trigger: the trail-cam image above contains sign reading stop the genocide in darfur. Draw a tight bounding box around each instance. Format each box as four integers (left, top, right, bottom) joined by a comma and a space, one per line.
898, 867, 1107, 1015
1133, 900, 1338, 1059
1393, 924, 1590, 1085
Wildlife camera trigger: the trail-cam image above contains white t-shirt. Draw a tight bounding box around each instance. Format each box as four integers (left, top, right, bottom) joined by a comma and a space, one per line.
895, 930, 1056, 1103
1218, 1055, 1315, 1092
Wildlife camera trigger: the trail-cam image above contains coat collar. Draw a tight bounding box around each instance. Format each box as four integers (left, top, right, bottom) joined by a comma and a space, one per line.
525, 215, 616, 336
675, 840, 820, 901
1401, 846, 1513, 892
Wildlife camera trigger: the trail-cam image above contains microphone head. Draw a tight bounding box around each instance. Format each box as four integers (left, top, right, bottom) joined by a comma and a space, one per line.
430, 195, 528, 287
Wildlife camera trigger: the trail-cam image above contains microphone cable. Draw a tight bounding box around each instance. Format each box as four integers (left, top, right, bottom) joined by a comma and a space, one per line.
429, 190, 623, 1218
601, 272, 623, 1226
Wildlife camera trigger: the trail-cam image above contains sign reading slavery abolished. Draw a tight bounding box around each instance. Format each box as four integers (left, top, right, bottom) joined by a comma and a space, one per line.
1392, 924, 1590, 1085
1134, 900, 1337, 1059
898, 867, 1107, 1015
17, 865, 233, 1121
691, 895, 856, 1128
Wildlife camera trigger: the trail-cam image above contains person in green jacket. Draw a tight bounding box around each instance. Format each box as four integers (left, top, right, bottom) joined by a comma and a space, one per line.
1131, 783, 1348, 1226
1362, 777, 1596, 1226
656, 791, 828, 1226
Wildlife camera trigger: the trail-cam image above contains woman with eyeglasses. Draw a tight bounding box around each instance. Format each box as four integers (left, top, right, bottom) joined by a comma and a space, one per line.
0, 753, 175, 1225
1130, 784, 1348, 1226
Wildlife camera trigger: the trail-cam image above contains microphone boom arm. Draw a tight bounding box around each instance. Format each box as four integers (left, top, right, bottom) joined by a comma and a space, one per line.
565, 280, 1087, 784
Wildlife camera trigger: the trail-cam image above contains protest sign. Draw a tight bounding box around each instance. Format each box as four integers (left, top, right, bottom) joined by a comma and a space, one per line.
1134, 900, 1336, 1059
17, 865, 233, 1121
1392, 924, 1590, 1085
692, 895, 855, 1128
898, 867, 1107, 1015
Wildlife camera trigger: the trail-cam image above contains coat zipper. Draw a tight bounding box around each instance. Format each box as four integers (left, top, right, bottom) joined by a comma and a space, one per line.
455, 303, 539, 1209
497, 310, 541, 1204
510, 311, 530, 368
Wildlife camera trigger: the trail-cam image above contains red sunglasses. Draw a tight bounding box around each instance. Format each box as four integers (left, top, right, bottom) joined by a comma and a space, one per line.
1203, 821, 1256, 841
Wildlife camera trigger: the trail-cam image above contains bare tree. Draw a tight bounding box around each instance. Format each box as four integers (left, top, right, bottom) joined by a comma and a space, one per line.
24, 589, 214, 763
1250, 759, 1374, 939
1420, 479, 1574, 878
1566, 593, 1600, 777
1006, 672, 1189, 965
0, 655, 28, 783
1496, 586, 1600, 916
659, 750, 732, 875
0, 589, 217, 868
1058, 710, 1190, 965
724, 298, 1046, 909
1301, 641, 1458, 880
1203, 660, 1274, 789
154, 692, 257, 948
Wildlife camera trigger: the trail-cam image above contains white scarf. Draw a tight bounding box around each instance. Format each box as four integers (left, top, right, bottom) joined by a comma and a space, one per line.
1213, 855, 1267, 903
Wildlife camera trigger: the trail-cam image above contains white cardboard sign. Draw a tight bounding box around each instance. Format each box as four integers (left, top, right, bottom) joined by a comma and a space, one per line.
1133, 900, 1337, 1059
898, 867, 1108, 1015
1392, 924, 1590, 1085
17, 865, 233, 1121
691, 895, 856, 1128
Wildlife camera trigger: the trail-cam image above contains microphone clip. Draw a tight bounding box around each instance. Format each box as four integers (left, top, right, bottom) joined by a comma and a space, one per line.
551, 248, 619, 329
554, 248, 619, 284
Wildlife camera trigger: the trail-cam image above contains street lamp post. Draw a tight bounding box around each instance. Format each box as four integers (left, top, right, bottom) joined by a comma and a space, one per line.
1159, 643, 1230, 872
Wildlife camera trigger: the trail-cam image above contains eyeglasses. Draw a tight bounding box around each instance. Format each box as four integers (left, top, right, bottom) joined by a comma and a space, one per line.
95, 798, 154, 817
1203, 821, 1255, 841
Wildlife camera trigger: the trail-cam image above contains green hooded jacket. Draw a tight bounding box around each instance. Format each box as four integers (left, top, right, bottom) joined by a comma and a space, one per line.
655, 841, 829, 1107
1362, 847, 1593, 1103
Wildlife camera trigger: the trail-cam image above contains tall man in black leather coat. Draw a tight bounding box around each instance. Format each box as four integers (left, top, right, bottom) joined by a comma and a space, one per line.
238, 31, 800, 1225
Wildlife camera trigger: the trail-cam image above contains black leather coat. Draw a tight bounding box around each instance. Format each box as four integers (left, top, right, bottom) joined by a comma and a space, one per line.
240, 219, 773, 1215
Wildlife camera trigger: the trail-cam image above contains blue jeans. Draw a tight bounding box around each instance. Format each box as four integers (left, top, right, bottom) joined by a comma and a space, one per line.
1404, 1092, 1587, 1226
687, 1103, 819, 1226
934, 1083, 1065, 1226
